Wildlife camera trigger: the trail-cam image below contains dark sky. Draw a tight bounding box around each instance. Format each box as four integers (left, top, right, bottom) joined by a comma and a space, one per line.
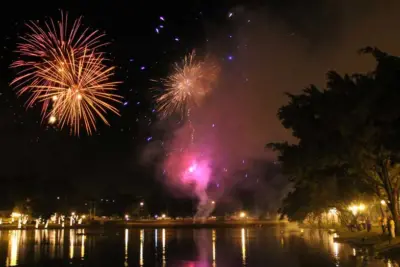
0, 0, 400, 197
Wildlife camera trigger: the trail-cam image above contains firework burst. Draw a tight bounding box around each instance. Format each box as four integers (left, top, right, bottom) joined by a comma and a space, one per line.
34, 49, 121, 135
156, 50, 219, 118
10, 11, 121, 135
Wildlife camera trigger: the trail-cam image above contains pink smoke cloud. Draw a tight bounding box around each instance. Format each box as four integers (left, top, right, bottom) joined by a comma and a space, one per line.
164, 148, 211, 196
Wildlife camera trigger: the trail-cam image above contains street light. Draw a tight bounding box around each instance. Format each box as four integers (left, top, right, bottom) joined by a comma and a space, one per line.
211, 201, 215, 205
140, 202, 144, 207
348, 204, 366, 215
348, 205, 358, 215
329, 208, 337, 215
239, 212, 246, 218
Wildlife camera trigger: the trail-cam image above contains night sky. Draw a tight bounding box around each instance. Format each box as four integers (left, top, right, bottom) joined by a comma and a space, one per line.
0, 0, 226, 194
1, 0, 400, 204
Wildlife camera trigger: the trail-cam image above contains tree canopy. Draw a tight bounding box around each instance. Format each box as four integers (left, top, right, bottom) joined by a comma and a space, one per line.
269, 48, 400, 232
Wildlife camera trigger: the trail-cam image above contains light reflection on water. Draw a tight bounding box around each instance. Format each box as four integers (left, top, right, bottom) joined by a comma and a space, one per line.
0, 227, 398, 266
139, 229, 144, 266
212, 229, 216, 267
155, 229, 158, 249
299, 228, 400, 267
124, 228, 128, 267
241, 228, 246, 266
80, 229, 85, 259
162, 228, 166, 266
69, 229, 74, 259
6, 230, 20, 266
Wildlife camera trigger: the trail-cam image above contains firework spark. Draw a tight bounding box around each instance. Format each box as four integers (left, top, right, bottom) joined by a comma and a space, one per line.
10, 11, 121, 135
156, 50, 219, 118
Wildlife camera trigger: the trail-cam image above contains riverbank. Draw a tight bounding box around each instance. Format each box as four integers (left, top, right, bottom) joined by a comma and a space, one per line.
334, 226, 400, 255
0, 219, 284, 230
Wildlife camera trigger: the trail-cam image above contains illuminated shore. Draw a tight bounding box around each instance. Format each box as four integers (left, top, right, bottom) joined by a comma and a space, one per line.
0, 220, 284, 230
334, 227, 400, 256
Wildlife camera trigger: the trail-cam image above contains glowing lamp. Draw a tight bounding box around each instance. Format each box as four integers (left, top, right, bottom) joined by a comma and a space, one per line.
239, 212, 246, 218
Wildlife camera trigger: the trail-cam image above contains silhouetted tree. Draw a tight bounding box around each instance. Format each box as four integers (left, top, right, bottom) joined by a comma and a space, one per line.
269, 47, 400, 233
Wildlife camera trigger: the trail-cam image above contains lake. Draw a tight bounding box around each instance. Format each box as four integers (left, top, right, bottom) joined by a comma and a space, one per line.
0, 225, 398, 266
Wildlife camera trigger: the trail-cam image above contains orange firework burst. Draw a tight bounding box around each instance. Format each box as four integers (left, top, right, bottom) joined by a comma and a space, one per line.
10, 11, 121, 135
34, 49, 121, 135
156, 50, 219, 118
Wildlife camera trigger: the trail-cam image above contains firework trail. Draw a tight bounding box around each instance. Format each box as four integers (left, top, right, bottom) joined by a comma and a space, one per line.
187, 108, 195, 144
10, 11, 121, 135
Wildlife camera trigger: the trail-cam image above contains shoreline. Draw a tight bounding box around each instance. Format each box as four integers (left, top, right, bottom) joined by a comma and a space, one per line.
333, 227, 400, 256
298, 224, 400, 257
0, 220, 284, 230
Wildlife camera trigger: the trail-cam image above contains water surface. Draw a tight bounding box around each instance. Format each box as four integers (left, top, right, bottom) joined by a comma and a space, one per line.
0, 226, 398, 266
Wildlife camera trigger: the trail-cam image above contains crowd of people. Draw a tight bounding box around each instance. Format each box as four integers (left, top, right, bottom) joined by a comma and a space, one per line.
348, 216, 372, 232
348, 216, 396, 241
